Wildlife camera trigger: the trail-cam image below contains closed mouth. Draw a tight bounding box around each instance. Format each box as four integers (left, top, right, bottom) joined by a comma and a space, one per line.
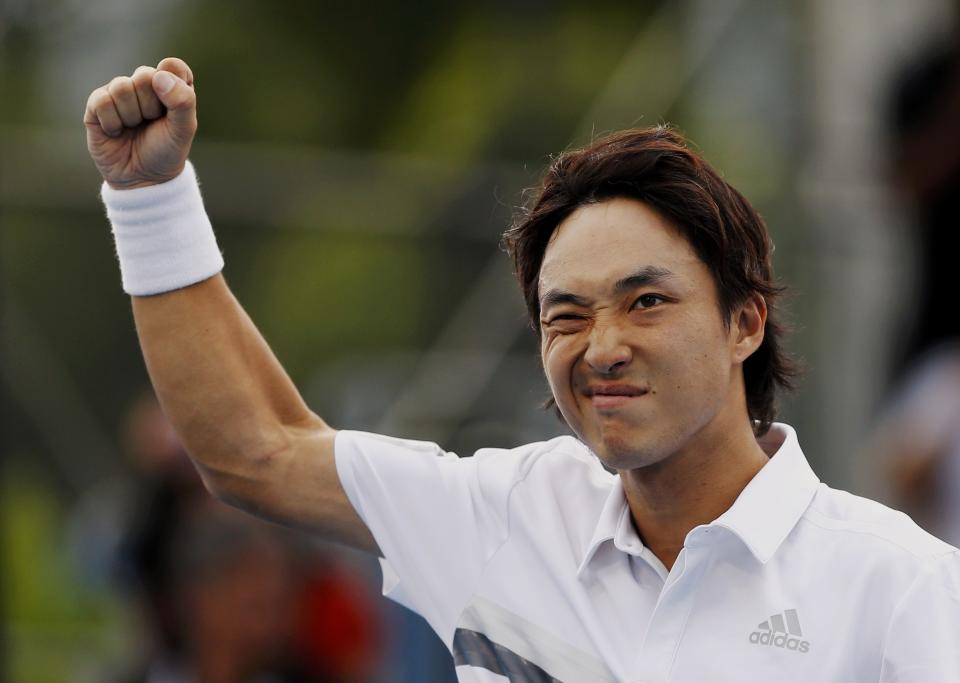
584, 383, 648, 398
583, 384, 648, 411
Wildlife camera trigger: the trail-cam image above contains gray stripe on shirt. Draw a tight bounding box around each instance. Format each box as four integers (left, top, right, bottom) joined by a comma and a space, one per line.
453, 628, 562, 682
454, 596, 617, 682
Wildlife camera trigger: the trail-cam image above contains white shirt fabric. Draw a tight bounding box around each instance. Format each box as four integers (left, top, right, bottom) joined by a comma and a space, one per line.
334, 424, 960, 682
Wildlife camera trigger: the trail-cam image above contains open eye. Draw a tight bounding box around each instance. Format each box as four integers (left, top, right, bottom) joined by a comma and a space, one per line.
633, 294, 666, 310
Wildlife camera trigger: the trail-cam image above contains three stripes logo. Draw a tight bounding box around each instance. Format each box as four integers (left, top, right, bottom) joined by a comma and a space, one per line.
748, 609, 810, 653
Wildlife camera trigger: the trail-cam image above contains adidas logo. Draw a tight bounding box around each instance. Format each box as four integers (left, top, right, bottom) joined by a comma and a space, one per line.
748, 609, 811, 653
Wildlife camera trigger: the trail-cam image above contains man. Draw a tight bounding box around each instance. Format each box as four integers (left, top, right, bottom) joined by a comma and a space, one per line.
86, 58, 960, 682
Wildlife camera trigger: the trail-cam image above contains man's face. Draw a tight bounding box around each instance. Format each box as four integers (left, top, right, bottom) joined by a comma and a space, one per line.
538, 197, 751, 471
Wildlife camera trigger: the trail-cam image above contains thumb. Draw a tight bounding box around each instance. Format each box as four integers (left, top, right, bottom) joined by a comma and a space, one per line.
152, 70, 196, 137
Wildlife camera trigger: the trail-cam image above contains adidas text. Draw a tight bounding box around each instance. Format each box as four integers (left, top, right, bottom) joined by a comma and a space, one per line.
748, 630, 810, 653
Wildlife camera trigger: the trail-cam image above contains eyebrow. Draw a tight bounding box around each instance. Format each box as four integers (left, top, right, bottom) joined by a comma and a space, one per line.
539, 265, 676, 311
612, 265, 676, 294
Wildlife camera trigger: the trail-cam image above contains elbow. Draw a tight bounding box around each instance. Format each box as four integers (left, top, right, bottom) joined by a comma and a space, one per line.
192, 443, 286, 511
188, 416, 331, 516
194, 462, 243, 505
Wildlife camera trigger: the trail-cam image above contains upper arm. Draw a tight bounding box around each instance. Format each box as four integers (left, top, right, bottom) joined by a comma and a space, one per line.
130, 276, 378, 552
202, 416, 380, 554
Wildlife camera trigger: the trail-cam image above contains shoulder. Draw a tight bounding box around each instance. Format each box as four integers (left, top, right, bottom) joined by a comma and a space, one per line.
803, 484, 957, 561
473, 434, 612, 497
336, 429, 610, 496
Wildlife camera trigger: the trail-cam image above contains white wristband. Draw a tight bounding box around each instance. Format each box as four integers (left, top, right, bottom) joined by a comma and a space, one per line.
101, 161, 224, 296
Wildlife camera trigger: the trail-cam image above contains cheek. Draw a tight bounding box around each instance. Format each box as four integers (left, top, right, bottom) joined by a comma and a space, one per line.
541, 343, 563, 390
542, 338, 578, 394
658, 328, 733, 395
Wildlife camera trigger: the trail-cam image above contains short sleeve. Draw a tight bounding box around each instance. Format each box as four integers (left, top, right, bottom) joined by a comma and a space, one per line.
334, 430, 519, 644
879, 550, 960, 682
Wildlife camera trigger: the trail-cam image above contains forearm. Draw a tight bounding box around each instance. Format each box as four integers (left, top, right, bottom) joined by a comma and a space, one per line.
86, 60, 373, 549
132, 274, 327, 487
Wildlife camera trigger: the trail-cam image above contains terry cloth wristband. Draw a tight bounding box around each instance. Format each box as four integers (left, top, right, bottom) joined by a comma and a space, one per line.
101, 161, 224, 296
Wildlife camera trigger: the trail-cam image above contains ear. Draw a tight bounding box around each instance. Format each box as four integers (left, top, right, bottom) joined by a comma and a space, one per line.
731, 293, 766, 363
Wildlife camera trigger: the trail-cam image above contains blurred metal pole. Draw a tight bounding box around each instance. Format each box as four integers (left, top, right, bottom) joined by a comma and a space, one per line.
0, 125, 527, 242
577, 0, 747, 140
373, 257, 525, 439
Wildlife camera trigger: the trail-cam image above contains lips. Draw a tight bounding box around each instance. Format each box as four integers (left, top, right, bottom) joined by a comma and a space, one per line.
584, 383, 648, 409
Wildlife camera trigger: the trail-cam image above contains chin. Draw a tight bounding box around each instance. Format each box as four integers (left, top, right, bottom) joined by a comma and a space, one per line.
587, 429, 672, 471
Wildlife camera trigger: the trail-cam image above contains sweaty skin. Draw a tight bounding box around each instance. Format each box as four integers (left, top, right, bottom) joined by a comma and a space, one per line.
538, 199, 770, 569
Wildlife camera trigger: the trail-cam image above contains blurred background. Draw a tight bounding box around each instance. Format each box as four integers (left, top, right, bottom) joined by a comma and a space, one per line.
3, 0, 960, 680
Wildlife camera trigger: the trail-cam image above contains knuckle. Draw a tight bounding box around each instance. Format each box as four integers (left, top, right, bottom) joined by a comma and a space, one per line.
132, 67, 155, 84
133, 73, 156, 91
107, 76, 133, 96
85, 88, 102, 108
90, 87, 113, 110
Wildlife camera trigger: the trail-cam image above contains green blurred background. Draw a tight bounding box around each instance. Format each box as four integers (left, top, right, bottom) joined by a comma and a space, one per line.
2, 0, 957, 680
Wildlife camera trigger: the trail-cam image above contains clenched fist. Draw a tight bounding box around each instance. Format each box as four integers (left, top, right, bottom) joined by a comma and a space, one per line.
84, 57, 197, 189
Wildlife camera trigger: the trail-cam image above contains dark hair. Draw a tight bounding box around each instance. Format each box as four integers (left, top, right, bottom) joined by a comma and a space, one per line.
502, 125, 797, 436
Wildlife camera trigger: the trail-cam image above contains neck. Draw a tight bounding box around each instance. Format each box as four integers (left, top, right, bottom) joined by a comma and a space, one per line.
618, 416, 770, 571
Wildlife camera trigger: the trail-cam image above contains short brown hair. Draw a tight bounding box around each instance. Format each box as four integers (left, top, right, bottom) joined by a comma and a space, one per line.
502, 126, 796, 435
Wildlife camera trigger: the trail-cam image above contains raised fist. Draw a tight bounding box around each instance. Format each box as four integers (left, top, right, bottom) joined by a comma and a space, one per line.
84, 57, 197, 189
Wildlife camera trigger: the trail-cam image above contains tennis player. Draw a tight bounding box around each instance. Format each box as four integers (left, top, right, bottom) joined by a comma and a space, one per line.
86, 58, 960, 682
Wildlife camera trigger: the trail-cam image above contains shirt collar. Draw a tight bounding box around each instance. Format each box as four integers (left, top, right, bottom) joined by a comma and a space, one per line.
711, 423, 820, 563
576, 423, 820, 578
577, 476, 635, 578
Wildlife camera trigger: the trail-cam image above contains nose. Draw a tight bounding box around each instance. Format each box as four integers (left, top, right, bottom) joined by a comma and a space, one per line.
583, 322, 632, 374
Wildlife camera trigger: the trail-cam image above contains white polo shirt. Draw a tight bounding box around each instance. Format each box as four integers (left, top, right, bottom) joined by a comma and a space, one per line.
334, 424, 960, 682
